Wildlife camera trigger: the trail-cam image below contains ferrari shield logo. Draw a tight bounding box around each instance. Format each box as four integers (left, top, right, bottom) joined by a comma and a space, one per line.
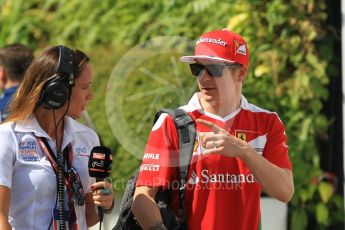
237, 132, 246, 141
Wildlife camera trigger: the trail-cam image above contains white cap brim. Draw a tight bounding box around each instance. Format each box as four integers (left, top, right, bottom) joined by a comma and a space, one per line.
179, 55, 235, 64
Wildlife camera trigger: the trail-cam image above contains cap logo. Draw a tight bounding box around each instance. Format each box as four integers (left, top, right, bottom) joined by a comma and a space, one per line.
234, 40, 247, 55
196, 37, 227, 47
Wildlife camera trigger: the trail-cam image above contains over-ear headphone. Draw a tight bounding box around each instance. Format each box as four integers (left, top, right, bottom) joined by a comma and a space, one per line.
39, 45, 75, 110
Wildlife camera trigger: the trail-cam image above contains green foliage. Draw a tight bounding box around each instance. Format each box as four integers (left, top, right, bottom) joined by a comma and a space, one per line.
0, 0, 234, 50
0, 0, 343, 228
226, 0, 343, 228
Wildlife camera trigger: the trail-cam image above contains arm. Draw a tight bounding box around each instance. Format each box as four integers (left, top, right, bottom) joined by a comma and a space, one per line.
197, 119, 294, 203
85, 192, 99, 227
240, 147, 293, 202
132, 114, 179, 229
0, 185, 11, 230
132, 186, 167, 230
0, 131, 15, 230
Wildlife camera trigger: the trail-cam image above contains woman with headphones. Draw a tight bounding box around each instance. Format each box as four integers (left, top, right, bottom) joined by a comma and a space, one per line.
0, 46, 114, 230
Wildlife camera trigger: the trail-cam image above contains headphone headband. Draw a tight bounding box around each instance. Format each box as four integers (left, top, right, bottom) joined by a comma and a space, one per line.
56, 45, 75, 87
39, 45, 75, 110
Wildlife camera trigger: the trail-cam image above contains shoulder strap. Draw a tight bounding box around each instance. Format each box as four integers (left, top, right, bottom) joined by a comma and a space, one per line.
172, 109, 195, 186
36, 137, 73, 172
154, 108, 196, 228
153, 108, 175, 124
154, 108, 195, 178
37, 137, 59, 172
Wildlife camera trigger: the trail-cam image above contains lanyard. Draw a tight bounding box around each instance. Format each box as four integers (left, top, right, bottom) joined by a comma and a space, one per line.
35, 136, 78, 230
36, 137, 73, 186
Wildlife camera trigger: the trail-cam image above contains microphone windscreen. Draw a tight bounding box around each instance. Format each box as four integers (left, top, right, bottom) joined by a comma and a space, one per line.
88, 146, 112, 179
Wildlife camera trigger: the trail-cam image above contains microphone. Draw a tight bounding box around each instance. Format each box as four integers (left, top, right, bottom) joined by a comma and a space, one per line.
88, 146, 112, 222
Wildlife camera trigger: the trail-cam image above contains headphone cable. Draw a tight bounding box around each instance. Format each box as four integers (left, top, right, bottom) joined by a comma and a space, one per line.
53, 110, 66, 230
53, 101, 70, 230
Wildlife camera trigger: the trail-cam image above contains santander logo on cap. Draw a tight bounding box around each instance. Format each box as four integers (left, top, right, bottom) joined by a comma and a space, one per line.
180, 29, 249, 66
196, 37, 228, 47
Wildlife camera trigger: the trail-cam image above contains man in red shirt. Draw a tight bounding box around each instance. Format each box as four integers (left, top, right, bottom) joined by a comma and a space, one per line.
132, 29, 294, 230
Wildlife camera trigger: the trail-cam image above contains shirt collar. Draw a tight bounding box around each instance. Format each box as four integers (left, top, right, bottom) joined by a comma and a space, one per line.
13, 115, 89, 149
0, 86, 18, 100
3, 86, 18, 95
183, 93, 248, 122
13, 115, 50, 138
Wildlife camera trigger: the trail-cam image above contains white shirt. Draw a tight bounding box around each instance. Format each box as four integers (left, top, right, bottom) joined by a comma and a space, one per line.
0, 115, 100, 230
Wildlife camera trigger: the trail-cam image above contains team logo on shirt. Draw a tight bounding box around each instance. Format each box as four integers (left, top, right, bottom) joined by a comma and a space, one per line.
19, 140, 40, 162
235, 130, 267, 155
237, 132, 246, 141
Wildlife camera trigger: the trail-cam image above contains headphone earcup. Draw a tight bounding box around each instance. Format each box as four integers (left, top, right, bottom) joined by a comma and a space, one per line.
40, 77, 70, 110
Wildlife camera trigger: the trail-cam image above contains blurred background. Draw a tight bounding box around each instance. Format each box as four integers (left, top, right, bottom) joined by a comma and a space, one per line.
0, 0, 343, 229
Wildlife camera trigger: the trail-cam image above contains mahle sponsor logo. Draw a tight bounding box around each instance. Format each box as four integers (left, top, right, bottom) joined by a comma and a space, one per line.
143, 153, 160, 160
188, 169, 256, 185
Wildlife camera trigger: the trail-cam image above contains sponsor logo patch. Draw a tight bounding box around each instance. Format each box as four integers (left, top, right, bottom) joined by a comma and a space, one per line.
248, 135, 267, 155
76, 147, 87, 154
234, 40, 247, 55
19, 141, 40, 162
187, 171, 200, 185
140, 164, 160, 172
143, 153, 160, 160
187, 169, 256, 185
196, 37, 227, 47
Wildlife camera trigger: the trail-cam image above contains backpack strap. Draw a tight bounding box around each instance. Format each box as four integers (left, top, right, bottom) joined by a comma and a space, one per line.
155, 108, 196, 228
174, 109, 196, 229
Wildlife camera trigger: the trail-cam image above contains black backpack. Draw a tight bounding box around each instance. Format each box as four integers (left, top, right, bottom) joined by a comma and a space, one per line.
113, 109, 196, 230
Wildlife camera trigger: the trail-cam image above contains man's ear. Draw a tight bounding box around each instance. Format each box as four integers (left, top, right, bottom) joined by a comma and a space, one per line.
237, 66, 248, 82
0, 66, 7, 84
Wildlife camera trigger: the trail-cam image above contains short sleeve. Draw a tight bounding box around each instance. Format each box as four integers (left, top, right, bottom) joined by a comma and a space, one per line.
136, 113, 179, 189
263, 115, 292, 170
0, 128, 16, 188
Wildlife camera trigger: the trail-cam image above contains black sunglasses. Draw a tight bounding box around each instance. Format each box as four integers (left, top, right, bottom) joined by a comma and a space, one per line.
189, 63, 241, 77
